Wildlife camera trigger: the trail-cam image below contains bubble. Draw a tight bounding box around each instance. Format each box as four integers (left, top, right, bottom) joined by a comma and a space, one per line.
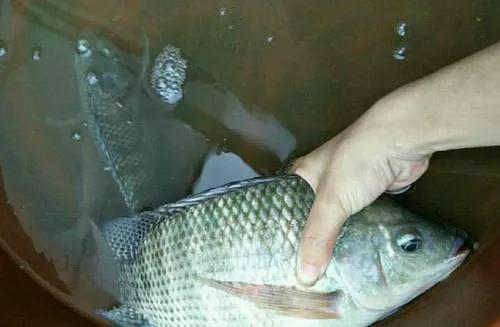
86, 72, 99, 85
71, 132, 82, 141
156, 78, 168, 89
76, 39, 92, 57
32, 46, 42, 61
100, 47, 113, 58
392, 45, 407, 61
0, 40, 8, 58
83, 121, 89, 127
150, 45, 187, 105
96, 39, 115, 58
395, 21, 408, 37
162, 59, 177, 73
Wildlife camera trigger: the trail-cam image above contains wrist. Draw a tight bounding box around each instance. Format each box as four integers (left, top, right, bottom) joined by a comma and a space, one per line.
362, 43, 500, 157
353, 83, 437, 161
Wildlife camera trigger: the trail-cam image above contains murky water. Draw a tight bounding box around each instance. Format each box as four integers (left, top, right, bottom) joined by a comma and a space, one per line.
0, 0, 499, 324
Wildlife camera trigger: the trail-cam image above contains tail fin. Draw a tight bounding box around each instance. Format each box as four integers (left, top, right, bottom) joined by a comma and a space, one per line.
91, 213, 162, 302
85, 217, 122, 301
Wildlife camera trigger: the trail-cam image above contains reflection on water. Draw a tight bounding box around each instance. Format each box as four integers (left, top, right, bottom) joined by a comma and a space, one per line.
0, 0, 499, 321
183, 81, 296, 161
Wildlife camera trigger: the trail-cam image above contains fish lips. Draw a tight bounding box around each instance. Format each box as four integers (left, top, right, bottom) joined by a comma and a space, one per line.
450, 229, 472, 259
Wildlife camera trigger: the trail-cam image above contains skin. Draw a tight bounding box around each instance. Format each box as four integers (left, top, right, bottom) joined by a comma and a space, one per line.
292, 41, 500, 286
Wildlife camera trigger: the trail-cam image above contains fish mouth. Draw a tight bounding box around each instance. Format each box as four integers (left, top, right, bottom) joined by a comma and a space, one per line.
450, 229, 471, 259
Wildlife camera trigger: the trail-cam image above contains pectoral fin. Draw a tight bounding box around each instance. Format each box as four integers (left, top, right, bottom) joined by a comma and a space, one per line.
203, 279, 343, 319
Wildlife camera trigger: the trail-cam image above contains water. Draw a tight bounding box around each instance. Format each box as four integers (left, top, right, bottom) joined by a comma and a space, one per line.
0, 0, 499, 324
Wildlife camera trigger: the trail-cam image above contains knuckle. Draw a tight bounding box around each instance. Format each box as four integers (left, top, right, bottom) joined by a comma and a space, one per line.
289, 157, 306, 173
301, 234, 334, 252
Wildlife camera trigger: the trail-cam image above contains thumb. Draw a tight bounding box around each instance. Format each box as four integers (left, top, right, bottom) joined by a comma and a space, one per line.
296, 182, 349, 286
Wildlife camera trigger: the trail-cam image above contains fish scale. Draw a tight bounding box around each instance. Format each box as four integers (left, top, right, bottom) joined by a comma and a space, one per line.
99, 175, 469, 327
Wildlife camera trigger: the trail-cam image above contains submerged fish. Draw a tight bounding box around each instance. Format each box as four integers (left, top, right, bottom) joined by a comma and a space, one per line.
96, 174, 469, 327
74, 33, 157, 213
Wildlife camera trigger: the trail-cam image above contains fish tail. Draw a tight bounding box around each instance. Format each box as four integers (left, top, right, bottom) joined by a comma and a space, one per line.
85, 216, 122, 300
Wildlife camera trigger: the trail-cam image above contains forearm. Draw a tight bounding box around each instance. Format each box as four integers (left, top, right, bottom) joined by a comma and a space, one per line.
362, 42, 500, 157
294, 42, 500, 286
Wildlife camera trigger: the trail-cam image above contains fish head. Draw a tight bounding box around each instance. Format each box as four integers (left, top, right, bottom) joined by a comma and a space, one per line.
329, 198, 470, 313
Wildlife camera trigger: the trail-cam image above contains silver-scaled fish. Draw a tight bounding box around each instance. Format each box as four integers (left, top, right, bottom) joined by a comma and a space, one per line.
96, 174, 470, 327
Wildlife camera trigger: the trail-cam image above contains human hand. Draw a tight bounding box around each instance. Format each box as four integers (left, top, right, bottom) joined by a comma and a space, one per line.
292, 41, 500, 286
291, 93, 431, 286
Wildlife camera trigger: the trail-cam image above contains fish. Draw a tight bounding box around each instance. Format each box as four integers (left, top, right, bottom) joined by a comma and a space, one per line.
95, 174, 470, 327
73, 32, 157, 213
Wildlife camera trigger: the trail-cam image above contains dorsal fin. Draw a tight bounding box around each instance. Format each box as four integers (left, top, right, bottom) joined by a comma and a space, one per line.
156, 175, 301, 215
102, 175, 303, 262
100, 213, 162, 262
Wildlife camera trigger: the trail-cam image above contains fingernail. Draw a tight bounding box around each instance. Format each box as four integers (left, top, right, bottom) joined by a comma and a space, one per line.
385, 184, 412, 195
298, 263, 321, 286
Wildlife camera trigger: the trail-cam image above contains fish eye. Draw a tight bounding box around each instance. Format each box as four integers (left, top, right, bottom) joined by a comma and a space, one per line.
397, 232, 423, 252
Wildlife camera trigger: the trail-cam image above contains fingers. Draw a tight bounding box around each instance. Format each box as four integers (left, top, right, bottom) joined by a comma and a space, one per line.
296, 183, 348, 286
290, 142, 336, 191
291, 140, 346, 286
386, 157, 430, 191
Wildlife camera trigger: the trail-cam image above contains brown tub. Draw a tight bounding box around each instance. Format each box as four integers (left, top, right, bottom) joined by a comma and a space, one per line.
1, 0, 499, 326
